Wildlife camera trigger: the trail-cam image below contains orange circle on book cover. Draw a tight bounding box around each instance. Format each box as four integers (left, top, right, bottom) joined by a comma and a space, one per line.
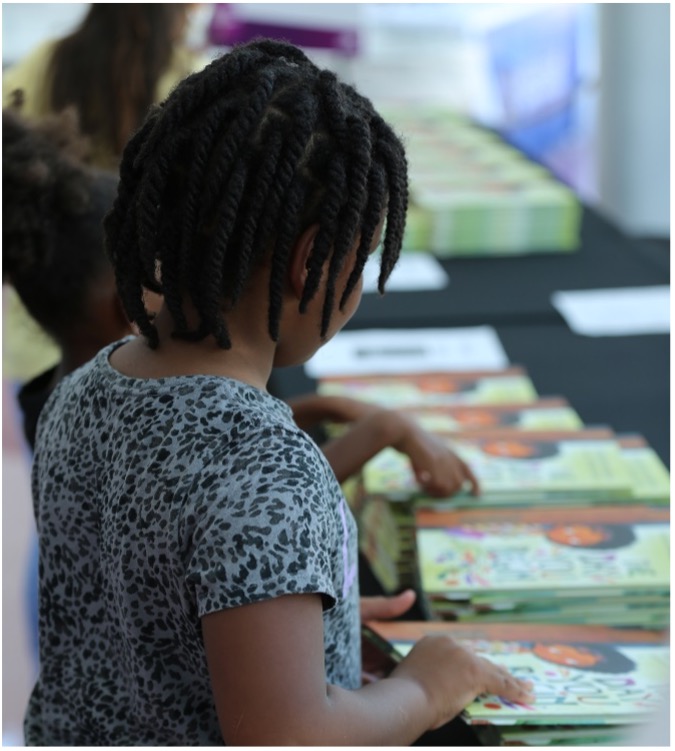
481, 439, 537, 458
532, 644, 602, 669
456, 410, 502, 428
546, 524, 609, 548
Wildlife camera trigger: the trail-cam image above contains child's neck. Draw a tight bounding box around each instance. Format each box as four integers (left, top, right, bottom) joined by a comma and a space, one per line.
109, 304, 276, 391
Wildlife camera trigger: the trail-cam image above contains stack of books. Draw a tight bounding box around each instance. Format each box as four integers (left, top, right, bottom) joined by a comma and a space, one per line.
415, 504, 669, 627
320, 367, 670, 618
399, 397, 584, 433
322, 346, 668, 746
377, 106, 582, 256
318, 367, 539, 408
361, 428, 638, 506
364, 620, 670, 746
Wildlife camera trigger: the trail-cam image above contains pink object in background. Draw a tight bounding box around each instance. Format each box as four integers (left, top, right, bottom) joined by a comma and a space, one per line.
208, 4, 359, 56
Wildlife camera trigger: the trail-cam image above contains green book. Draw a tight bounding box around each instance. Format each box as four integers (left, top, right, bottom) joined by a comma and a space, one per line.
317, 367, 539, 408
364, 621, 669, 729
363, 429, 635, 504
400, 397, 584, 432
415, 505, 670, 607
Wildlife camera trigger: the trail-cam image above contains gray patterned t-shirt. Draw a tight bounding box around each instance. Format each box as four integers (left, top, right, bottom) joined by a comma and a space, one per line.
24, 338, 361, 746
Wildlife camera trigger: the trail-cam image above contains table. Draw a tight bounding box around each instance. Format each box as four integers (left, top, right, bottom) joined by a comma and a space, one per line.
269, 205, 670, 465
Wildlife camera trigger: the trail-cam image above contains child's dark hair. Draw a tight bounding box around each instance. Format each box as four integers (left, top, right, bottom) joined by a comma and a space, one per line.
104, 38, 409, 349
2, 106, 118, 340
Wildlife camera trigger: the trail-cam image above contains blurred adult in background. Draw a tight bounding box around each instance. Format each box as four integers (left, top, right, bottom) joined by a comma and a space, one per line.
3, 3, 197, 170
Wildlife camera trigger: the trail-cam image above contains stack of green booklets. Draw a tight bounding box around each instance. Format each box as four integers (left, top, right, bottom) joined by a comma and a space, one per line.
318, 367, 539, 408
415, 504, 670, 628
377, 106, 582, 256
362, 428, 639, 506
365, 621, 670, 746
326, 367, 670, 610
327, 353, 669, 745
399, 397, 584, 433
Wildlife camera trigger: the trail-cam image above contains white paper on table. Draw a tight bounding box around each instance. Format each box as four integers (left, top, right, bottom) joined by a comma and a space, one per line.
362, 252, 449, 293
304, 326, 509, 378
551, 286, 670, 337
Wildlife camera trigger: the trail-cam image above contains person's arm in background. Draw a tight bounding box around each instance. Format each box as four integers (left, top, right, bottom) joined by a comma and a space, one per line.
287, 393, 480, 497
286, 393, 380, 430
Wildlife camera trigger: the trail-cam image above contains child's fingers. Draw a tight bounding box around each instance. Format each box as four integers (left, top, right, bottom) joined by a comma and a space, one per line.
479, 659, 535, 704
416, 457, 476, 498
459, 458, 481, 497
360, 590, 416, 621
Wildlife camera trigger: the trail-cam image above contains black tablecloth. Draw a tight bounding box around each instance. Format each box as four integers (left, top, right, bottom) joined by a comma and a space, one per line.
350, 206, 669, 329
497, 324, 669, 465
269, 205, 670, 465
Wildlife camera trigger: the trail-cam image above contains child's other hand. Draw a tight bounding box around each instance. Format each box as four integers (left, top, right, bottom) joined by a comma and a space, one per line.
360, 591, 415, 685
392, 634, 534, 730
360, 589, 416, 622
392, 418, 480, 498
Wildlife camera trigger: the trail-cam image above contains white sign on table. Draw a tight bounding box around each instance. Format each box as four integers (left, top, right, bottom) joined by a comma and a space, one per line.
551, 286, 670, 337
304, 326, 509, 378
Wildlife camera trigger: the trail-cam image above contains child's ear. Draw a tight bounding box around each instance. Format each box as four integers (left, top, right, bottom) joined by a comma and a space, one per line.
287, 223, 321, 300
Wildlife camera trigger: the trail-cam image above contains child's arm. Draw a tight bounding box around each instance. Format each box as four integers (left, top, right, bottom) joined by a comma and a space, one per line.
202, 593, 532, 746
321, 408, 480, 496
286, 393, 479, 496
286, 393, 380, 432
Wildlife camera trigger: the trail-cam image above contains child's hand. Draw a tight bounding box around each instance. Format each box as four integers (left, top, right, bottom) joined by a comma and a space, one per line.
360, 590, 416, 685
360, 589, 416, 622
392, 417, 480, 498
391, 634, 534, 729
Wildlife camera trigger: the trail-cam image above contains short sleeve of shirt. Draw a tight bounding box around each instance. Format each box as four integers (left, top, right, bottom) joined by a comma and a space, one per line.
183, 423, 343, 617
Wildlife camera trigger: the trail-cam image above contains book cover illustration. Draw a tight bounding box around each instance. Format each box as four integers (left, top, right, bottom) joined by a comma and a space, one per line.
401, 398, 584, 433
365, 621, 669, 726
363, 429, 634, 503
317, 367, 539, 408
416, 505, 670, 598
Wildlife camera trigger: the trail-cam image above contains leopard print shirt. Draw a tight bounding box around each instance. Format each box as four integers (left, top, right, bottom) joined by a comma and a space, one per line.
24, 339, 361, 745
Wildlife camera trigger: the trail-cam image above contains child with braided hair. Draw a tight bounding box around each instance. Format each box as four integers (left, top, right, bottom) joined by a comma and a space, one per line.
2, 106, 133, 449
27, 40, 532, 745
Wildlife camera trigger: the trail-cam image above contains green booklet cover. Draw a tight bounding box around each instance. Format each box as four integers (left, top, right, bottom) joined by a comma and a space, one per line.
363, 429, 634, 503
415, 505, 670, 599
317, 367, 538, 408
364, 621, 669, 726
400, 397, 584, 432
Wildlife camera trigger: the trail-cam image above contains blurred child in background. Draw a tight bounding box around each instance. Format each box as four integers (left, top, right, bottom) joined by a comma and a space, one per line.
3, 3, 205, 385
2, 106, 132, 449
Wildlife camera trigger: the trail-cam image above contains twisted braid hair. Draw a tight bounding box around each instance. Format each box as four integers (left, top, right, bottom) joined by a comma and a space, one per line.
104, 39, 409, 349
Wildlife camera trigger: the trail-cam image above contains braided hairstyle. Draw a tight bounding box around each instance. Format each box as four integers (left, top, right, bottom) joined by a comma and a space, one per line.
104, 38, 409, 350
2, 106, 118, 340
